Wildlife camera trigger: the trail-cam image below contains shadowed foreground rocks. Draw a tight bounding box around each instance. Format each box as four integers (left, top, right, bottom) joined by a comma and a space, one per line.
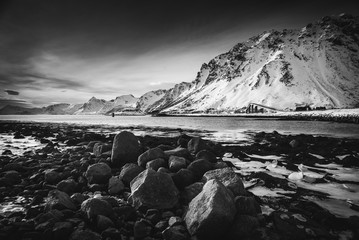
0, 122, 359, 240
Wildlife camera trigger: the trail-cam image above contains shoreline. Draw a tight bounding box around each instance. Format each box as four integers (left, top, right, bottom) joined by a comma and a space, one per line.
154, 108, 359, 124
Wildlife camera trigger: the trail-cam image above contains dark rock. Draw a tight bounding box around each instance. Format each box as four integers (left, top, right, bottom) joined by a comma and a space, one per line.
2, 149, 12, 155
235, 196, 261, 216
45, 190, 76, 211
81, 198, 113, 220
138, 147, 167, 168
85, 163, 112, 184
146, 158, 167, 171
168, 156, 187, 172
272, 211, 307, 240
187, 159, 212, 180
180, 182, 204, 205
2, 170, 21, 185
70, 193, 87, 205
171, 169, 195, 190
184, 179, 236, 239
203, 167, 246, 196
162, 225, 189, 240
164, 147, 191, 159
88, 183, 106, 192
111, 131, 140, 168
52, 221, 73, 240
168, 216, 182, 227
97, 214, 114, 231
342, 155, 359, 167
101, 227, 122, 240
227, 215, 260, 239
119, 163, 144, 185
114, 205, 137, 221
3, 163, 24, 172
108, 176, 125, 195
156, 220, 168, 232
44, 169, 62, 184
70, 229, 101, 240
130, 169, 179, 209
93, 142, 111, 157
213, 161, 228, 169
196, 150, 217, 163
134, 218, 152, 239
187, 137, 207, 154
145, 209, 161, 225
56, 179, 77, 195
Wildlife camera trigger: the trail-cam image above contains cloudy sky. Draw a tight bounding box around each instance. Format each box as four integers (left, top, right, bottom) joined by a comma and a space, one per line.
1, 0, 359, 108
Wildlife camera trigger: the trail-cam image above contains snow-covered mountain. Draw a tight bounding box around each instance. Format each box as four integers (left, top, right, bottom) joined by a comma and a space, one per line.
136, 89, 167, 112
2, 14, 358, 116
44, 103, 82, 114
149, 13, 359, 113
74, 95, 139, 115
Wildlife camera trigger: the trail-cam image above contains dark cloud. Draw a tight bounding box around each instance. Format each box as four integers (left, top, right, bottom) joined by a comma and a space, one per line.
0, 98, 30, 109
4, 89, 19, 95
0, 71, 86, 91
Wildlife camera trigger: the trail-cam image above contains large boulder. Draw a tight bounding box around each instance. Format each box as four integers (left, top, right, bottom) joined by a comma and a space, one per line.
130, 169, 179, 209
56, 179, 77, 195
168, 156, 187, 172
44, 169, 62, 184
184, 179, 236, 239
203, 167, 246, 196
180, 182, 204, 205
119, 163, 144, 185
45, 190, 76, 211
81, 198, 113, 220
146, 158, 167, 171
108, 176, 125, 195
235, 196, 261, 216
172, 169, 195, 190
111, 131, 140, 167
164, 147, 191, 159
138, 147, 167, 168
85, 163, 112, 184
187, 137, 207, 154
187, 159, 212, 180
196, 150, 217, 163
70, 229, 101, 240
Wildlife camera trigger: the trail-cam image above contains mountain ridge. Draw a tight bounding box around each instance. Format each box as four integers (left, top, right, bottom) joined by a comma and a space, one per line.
1, 13, 358, 115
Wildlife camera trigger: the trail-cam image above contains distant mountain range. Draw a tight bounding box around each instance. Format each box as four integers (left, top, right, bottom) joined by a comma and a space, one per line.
1, 14, 358, 115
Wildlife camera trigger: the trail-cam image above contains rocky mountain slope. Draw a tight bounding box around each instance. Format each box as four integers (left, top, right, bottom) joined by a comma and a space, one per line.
149, 13, 359, 113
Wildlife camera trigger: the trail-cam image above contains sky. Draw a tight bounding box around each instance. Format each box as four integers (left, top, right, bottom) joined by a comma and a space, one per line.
1, 0, 359, 108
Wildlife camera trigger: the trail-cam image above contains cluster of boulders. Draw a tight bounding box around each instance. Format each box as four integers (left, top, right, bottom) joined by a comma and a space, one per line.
0, 125, 262, 240
2, 123, 359, 240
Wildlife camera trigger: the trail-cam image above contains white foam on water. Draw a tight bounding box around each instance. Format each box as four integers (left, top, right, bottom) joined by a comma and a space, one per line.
0, 134, 45, 155
249, 186, 296, 198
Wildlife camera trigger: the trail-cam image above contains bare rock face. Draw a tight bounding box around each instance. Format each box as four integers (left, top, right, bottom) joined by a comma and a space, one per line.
184, 179, 236, 239
130, 169, 179, 209
85, 163, 112, 184
203, 167, 246, 196
111, 131, 140, 168
138, 147, 167, 168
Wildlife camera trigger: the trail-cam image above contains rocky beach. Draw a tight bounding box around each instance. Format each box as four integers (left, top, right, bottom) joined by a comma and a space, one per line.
0, 121, 359, 240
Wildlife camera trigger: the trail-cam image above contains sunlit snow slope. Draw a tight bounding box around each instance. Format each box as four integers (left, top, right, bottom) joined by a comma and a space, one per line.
149, 14, 359, 113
